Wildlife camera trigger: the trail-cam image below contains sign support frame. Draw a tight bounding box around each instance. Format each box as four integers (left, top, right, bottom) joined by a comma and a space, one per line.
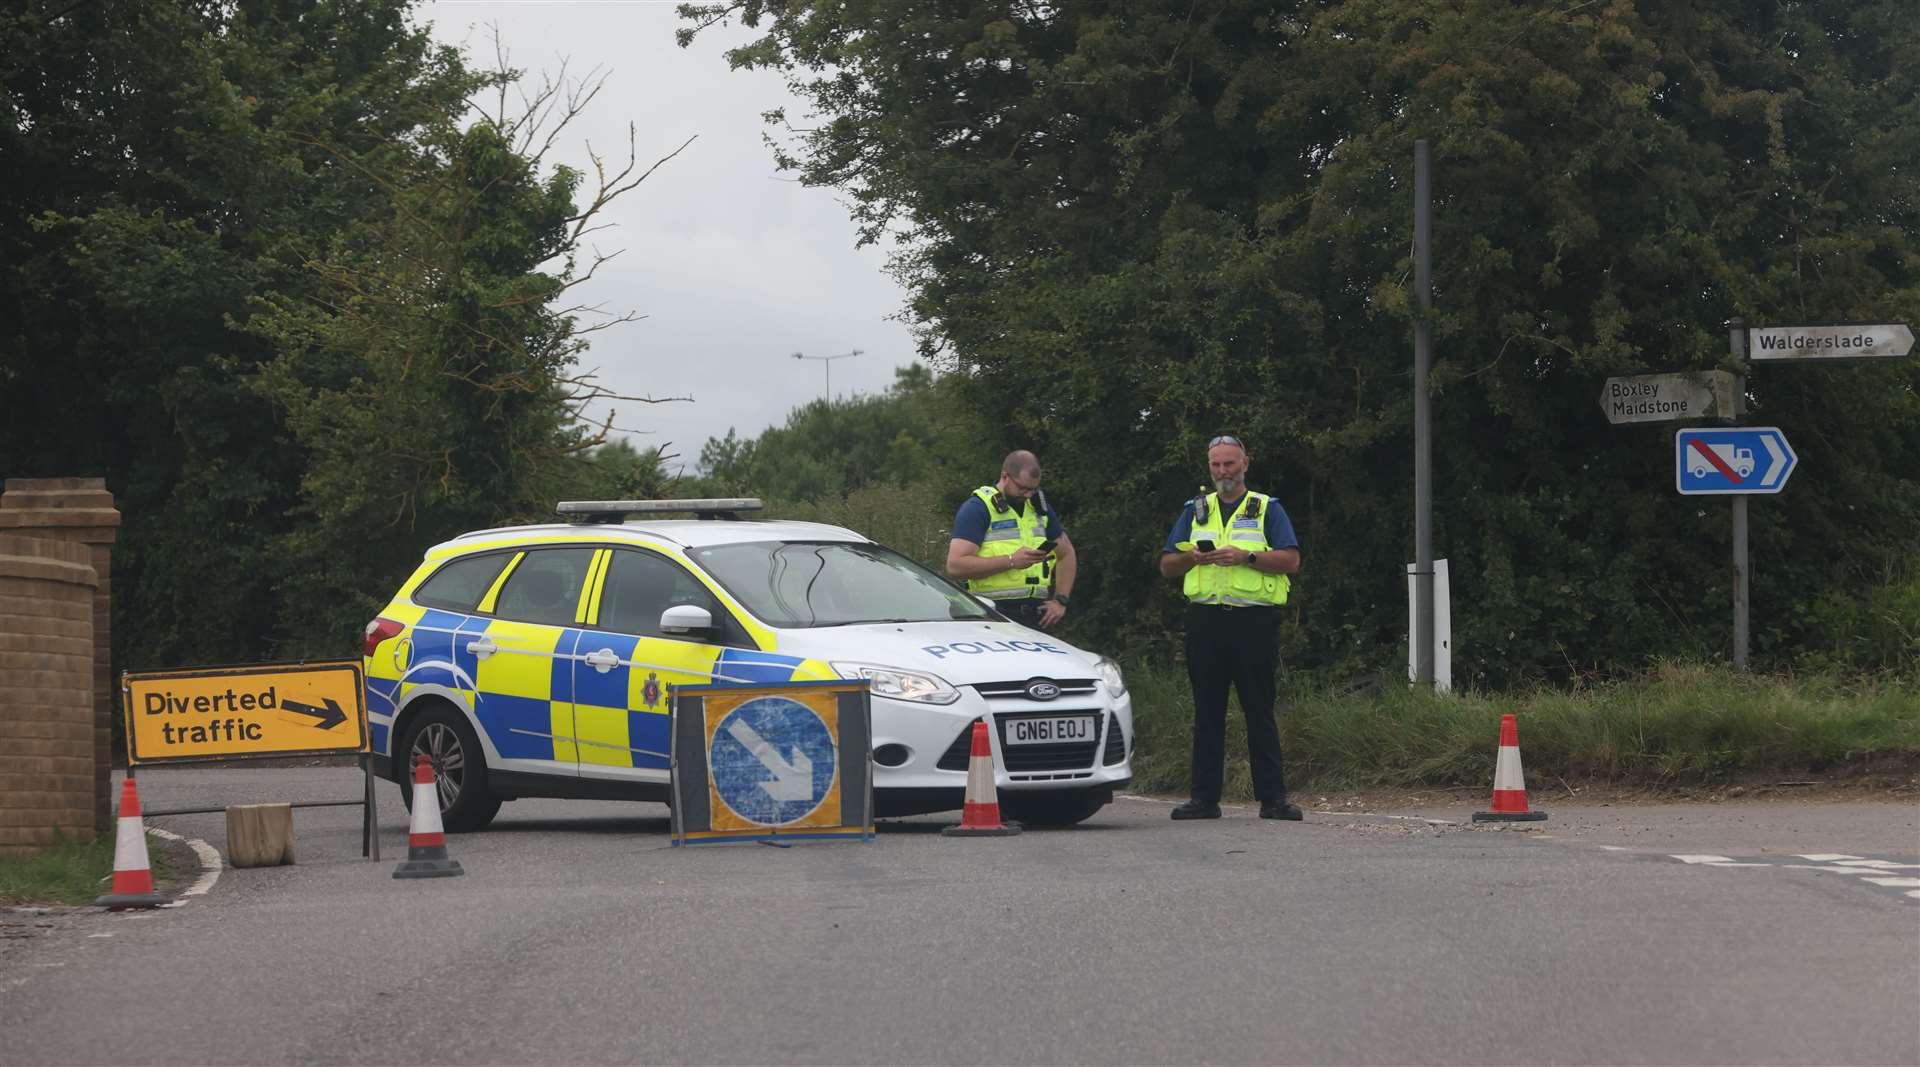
120, 660, 379, 859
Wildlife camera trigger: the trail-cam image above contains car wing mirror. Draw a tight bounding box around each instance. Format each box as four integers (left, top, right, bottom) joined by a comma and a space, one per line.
660, 604, 715, 636
974, 594, 996, 609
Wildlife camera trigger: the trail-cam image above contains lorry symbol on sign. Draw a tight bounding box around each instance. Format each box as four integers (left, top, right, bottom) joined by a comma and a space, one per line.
1687, 443, 1753, 479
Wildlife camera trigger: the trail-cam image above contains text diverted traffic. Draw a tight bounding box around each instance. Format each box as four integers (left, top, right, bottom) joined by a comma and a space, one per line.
143, 687, 283, 744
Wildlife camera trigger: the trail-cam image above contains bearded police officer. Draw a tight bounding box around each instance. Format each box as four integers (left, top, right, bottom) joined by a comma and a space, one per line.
947, 450, 1077, 630
1159, 434, 1303, 821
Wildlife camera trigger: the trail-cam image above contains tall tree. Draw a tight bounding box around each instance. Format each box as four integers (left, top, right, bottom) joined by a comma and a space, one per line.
2, 0, 484, 665
2, 2, 676, 664
682, 0, 1920, 680
251, 58, 685, 652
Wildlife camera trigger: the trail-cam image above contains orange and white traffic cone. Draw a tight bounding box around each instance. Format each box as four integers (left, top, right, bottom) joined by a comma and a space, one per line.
393, 754, 465, 878
96, 776, 165, 909
1473, 714, 1548, 822
942, 720, 1021, 837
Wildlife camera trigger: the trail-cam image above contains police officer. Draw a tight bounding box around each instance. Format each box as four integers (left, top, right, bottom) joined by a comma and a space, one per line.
1159, 434, 1303, 821
947, 450, 1077, 630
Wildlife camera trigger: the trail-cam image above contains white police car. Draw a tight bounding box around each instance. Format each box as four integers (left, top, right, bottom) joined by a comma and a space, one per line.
363, 500, 1132, 830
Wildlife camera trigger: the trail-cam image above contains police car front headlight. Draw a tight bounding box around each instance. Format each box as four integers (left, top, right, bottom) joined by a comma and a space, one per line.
1095, 655, 1127, 698
831, 662, 961, 705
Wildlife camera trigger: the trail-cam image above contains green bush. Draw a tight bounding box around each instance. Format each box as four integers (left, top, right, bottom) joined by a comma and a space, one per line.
1123, 659, 1920, 798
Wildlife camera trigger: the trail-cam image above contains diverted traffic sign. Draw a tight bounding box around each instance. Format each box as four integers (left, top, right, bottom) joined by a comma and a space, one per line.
1675, 427, 1797, 495
1600, 371, 1739, 425
123, 661, 367, 764
671, 680, 872, 845
1748, 323, 1913, 363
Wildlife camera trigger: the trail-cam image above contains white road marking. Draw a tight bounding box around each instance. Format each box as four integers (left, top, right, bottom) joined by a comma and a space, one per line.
1796, 853, 1862, 862
1827, 859, 1920, 870
1783, 865, 1887, 875
146, 827, 221, 907
1861, 878, 1920, 888
1672, 854, 1734, 864
1599, 845, 1628, 851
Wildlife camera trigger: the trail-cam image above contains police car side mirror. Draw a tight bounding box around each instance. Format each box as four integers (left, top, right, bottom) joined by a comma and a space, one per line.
659, 604, 714, 637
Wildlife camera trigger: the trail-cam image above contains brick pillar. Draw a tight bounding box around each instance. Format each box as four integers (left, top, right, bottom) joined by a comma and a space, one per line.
0, 478, 120, 835
0, 534, 97, 857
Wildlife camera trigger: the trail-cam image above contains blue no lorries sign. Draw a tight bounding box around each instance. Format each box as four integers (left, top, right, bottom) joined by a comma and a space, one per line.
1675, 427, 1797, 495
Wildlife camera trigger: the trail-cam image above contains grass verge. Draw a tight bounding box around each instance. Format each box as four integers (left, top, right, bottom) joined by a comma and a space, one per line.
1124, 660, 1920, 799
0, 830, 185, 907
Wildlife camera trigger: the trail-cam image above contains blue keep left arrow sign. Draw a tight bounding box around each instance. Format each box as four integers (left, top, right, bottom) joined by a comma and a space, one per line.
1676, 427, 1797, 495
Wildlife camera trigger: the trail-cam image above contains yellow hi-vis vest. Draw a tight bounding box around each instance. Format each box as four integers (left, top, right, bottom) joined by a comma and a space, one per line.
965, 485, 1052, 600
1180, 490, 1291, 607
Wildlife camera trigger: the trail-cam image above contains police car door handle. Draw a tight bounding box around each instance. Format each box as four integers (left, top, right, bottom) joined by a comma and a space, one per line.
583, 647, 620, 673
466, 636, 498, 659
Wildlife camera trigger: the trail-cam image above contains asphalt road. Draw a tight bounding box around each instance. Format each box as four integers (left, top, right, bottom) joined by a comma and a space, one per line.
3, 766, 1915, 1065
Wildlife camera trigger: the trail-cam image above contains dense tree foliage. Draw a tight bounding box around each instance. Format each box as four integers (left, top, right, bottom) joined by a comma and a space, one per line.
682, 0, 1920, 681
690, 364, 992, 501
2, 0, 668, 664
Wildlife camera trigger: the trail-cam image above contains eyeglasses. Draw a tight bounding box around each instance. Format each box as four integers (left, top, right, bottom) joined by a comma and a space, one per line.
1207, 434, 1245, 450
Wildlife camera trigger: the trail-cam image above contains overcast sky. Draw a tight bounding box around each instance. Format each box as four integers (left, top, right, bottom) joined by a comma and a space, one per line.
420, 1, 919, 475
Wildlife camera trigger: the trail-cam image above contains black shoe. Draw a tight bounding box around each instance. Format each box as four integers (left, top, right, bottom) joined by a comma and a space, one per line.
1260, 802, 1303, 821
1170, 800, 1222, 820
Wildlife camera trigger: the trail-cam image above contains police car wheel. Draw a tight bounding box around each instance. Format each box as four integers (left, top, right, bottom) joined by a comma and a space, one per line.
999, 790, 1108, 827
401, 705, 502, 832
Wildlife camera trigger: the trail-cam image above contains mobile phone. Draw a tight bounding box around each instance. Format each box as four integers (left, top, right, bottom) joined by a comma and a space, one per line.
1038, 538, 1058, 553
1195, 539, 1216, 552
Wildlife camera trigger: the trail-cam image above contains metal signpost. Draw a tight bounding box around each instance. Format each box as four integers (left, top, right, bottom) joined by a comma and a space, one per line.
1603, 318, 1909, 670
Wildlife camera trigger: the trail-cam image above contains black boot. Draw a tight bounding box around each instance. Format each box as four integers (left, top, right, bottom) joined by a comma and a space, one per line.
1170, 799, 1222, 820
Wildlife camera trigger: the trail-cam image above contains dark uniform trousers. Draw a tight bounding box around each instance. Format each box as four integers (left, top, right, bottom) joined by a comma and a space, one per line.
997, 598, 1049, 631
1184, 603, 1289, 806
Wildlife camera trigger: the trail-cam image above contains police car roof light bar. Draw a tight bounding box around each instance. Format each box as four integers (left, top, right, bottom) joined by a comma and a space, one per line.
556, 498, 765, 523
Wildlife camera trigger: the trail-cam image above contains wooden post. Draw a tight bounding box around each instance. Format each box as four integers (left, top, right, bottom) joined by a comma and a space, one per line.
226, 803, 295, 867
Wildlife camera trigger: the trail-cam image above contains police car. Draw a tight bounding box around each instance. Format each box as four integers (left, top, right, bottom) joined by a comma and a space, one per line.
363, 500, 1132, 830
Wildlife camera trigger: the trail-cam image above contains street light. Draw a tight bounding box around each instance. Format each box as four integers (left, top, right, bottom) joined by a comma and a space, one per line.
790, 348, 863, 400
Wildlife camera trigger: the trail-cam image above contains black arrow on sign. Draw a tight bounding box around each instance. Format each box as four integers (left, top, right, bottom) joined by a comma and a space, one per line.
281, 698, 347, 731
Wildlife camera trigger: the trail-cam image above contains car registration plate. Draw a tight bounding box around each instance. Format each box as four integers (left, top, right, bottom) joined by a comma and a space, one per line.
1004, 715, 1097, 746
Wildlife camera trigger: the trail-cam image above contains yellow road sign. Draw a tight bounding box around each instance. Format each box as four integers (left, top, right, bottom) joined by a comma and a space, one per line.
123, 661, 367, 765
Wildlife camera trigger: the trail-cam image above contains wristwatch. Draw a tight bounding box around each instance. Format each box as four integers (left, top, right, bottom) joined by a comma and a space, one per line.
1053, 594, 1072, 606
1244, 551, 1260, 567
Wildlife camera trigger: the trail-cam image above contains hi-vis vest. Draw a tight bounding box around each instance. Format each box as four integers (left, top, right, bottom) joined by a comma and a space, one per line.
1180, 490, 1290, 607
966, 485, 1052, 600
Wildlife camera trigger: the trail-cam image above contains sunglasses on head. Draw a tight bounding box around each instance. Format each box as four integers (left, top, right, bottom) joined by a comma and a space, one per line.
1208, 434, 1245, 450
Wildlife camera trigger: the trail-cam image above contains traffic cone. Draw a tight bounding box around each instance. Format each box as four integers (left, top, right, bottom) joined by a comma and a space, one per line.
1473, 714, 1548, 822
942, 721, 1021, 837
393, 755, 465, 878
96, 776, 165, 909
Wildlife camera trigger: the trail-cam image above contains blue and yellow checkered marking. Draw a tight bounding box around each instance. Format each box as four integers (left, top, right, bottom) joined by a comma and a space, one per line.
573, 630, 639, 767
471, 619, 576, 762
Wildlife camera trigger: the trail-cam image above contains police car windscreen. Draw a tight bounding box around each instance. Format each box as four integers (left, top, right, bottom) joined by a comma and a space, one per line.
691, 542, 990, 628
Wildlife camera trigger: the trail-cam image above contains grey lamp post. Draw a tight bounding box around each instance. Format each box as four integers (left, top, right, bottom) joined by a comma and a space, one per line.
790, 349, 863, 400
